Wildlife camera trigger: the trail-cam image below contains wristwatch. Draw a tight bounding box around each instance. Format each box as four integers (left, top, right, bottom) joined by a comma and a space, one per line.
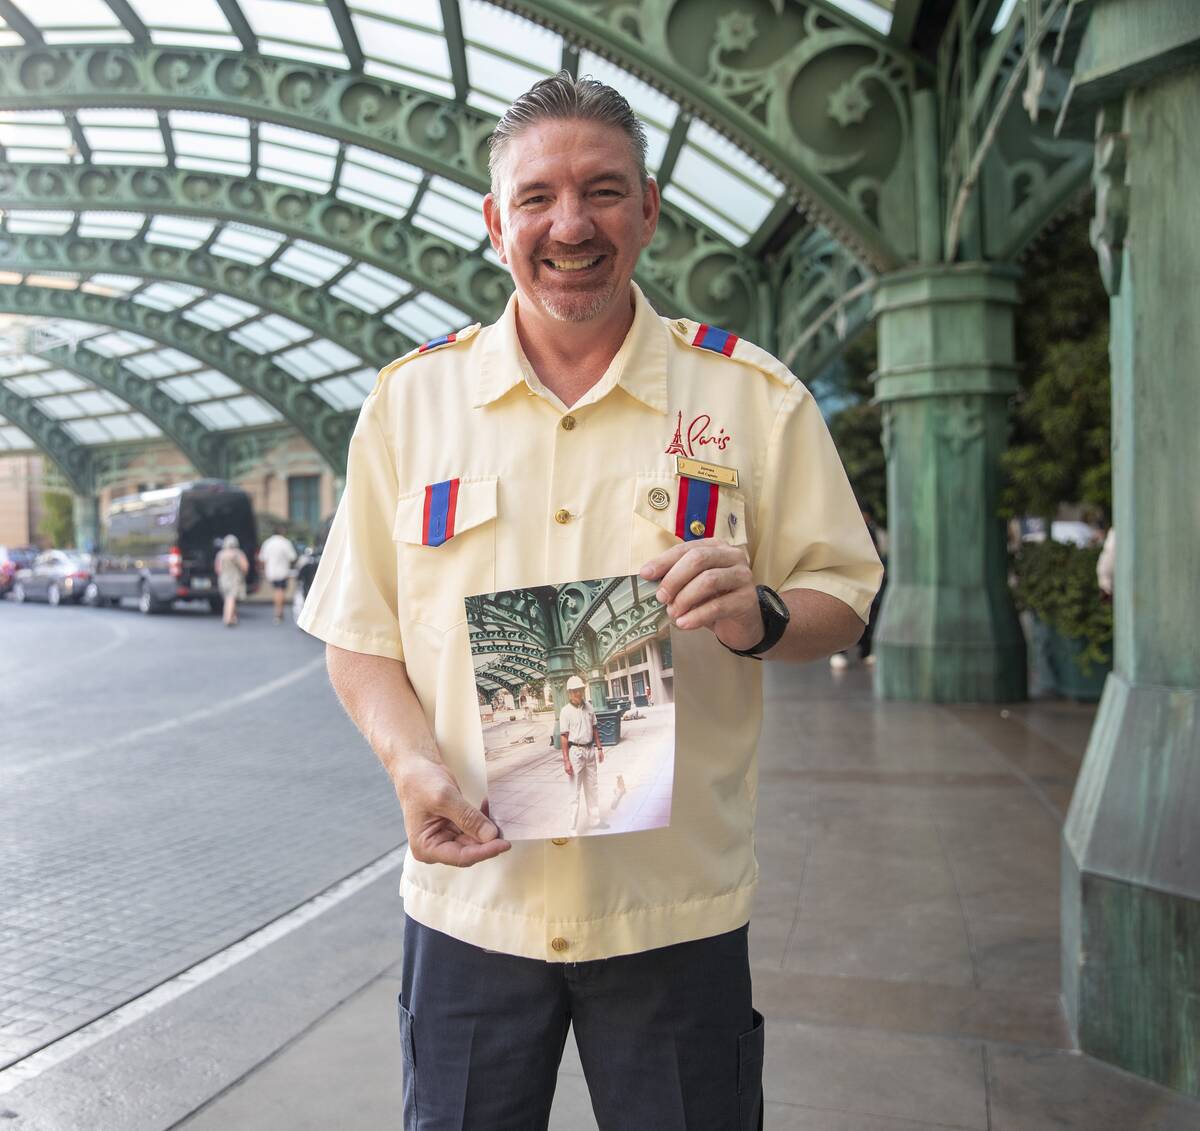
724, 585, 790, 659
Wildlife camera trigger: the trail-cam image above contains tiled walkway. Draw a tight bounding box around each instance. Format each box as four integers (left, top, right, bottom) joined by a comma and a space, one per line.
179, 659, 1200, 1129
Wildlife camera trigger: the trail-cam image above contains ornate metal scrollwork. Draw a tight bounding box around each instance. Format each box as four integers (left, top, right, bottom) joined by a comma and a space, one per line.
0, 44, 767, 338
0, 284, 354, 474
28, 337, 225, 478
0, 383, 95, 495
0, 233, 417, 366
0, 163, 508, 326
775, 227, 874, 379
501, 0, 919, 269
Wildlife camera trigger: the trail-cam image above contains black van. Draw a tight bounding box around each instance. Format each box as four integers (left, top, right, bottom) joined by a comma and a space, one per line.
86, 480, 259, 614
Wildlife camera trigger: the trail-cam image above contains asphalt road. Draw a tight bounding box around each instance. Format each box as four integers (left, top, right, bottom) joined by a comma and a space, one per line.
0, 596, 404, 1070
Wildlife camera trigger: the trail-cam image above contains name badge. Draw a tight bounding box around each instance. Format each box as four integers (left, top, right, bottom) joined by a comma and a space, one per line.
674, 456, 739, 489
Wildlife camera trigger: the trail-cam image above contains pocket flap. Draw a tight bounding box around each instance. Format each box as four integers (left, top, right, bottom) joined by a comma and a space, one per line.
632, 475, 747, 546
392, 476, 497, 546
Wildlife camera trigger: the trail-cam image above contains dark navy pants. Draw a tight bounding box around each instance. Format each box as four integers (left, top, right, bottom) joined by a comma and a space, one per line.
398, 916, 764, 1130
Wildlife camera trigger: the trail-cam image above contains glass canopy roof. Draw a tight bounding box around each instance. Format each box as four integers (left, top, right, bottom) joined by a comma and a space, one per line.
0, 0, 893, 459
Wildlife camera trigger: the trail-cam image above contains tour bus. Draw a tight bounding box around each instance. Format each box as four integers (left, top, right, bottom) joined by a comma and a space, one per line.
86, 480, 259, 614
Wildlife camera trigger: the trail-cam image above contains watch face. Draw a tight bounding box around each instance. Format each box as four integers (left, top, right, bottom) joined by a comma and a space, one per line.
761, 586, 789, 619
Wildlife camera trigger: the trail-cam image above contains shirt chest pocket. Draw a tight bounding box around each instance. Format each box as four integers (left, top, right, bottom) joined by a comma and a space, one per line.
629, 475, 749, 574
392, 476, 497, 631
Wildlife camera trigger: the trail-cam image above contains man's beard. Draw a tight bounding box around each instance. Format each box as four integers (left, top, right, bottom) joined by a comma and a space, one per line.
530, 241, 620, 323
533, 274, 620, 323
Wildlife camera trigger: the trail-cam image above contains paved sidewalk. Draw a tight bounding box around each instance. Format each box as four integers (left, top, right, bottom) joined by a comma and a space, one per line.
176, 662, 1200, 1130
5, 658, 1200, 1129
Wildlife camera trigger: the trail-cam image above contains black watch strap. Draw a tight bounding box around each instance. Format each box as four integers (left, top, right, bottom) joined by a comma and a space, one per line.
725, 585, 790, 659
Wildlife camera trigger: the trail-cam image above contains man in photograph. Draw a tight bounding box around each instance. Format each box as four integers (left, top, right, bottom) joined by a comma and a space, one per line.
299, 71, 881, 1130
558, 674, 605, 833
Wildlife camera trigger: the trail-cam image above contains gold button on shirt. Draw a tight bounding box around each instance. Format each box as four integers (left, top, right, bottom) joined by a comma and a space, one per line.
298, 284, 882, 963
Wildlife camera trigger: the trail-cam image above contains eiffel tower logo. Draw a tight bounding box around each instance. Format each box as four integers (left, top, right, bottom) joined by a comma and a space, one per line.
664, 410, 689, 457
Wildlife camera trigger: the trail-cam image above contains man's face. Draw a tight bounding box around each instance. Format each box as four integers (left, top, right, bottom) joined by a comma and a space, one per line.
568, 688, 585, 706
483, 118, 660, 325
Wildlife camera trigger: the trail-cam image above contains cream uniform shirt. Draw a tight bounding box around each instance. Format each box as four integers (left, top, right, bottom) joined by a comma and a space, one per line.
298, 283, 882, 962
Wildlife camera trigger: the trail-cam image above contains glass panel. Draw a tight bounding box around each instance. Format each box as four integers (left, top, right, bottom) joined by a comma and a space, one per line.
230, 317, 308, 353
210, 225, 285, 265
168, 112, 249, 137
127, 0, 231, 31
173, 132, 251, 162
92, 151, 168, 166
84, 332, 154, 357
329, 264, 410, 312
273, 242, 350, 286
462, 2, 559, 70
184, 295, 260, 330
352, 13, 451, 79
33, 0, 123, 30
258, 123, 339, 155
132, 282, 205, 312
240, 0, 341, 47
287, 474, 321, 529
77, 211, 145, 239
75, 109, 161, 128
824, 0, 893, 34
219, 395, 281, 426
63, 418, 112, 444
384, 293, 469, 341
145, 216, 216, 249
148, 31, 242, 50
351, 0, 442, 29
5, 212, 74, 235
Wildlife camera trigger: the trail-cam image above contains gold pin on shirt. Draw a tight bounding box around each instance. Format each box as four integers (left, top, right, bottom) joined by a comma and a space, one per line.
647, 487, 670, 510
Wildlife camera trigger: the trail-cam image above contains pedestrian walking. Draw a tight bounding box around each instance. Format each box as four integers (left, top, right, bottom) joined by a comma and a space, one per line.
559, 675, 606, 833
259, 524, 298, 624
298, 72, 882, 1130
215, 533, 248, 627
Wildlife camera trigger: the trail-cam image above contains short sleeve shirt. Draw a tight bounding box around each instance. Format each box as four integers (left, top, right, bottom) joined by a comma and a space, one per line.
298, 283, 882, 962
559, 701, 597, 745
259, 534, 297, 582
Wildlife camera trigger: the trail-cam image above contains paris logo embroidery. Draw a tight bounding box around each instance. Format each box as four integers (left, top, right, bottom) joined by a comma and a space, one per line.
665, 410, 732, 456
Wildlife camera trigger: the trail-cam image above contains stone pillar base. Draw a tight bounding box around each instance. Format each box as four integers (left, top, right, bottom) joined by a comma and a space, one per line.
875, 582, 1027, 702
1062, 674, 1200, 1096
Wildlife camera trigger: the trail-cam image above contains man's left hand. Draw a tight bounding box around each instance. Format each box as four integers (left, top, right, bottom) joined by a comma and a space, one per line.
640, 539, 761, 652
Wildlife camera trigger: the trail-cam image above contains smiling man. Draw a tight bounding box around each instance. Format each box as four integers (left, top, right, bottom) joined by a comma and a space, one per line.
299, 73, 882, 1130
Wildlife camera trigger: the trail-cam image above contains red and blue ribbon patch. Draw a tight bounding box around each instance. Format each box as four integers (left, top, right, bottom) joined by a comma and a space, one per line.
691, 324, 738, 357
675, 476, 719, 541
418, 332, 457, 353
421, 478, 460, 546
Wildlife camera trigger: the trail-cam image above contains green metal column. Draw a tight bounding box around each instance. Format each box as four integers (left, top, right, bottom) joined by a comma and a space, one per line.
871, 264, 1026, 703
1062, 61, 1200, 1096
72, 494, 99, 553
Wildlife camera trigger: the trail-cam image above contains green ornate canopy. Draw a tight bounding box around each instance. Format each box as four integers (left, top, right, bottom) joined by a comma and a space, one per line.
0, 0, 1089, 479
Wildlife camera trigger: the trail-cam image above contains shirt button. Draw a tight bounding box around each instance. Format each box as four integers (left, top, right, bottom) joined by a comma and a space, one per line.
560, 414, 576, 431
554, 508, 572, 525
689, 519, 706, 537
551, 837, 568, 846
551, 936, 569, 953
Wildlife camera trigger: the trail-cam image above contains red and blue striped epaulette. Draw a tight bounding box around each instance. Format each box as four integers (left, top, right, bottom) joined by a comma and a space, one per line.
688, 323, 739, 357
418, 332, 459, 353
372, 322, 481, 393
666, 317, 794, 385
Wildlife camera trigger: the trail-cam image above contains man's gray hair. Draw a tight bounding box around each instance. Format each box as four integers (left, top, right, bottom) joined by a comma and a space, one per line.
488, 71, 649, 195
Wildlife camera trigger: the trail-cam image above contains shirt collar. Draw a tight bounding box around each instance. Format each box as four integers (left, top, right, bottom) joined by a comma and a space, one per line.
474, 282, 669, 414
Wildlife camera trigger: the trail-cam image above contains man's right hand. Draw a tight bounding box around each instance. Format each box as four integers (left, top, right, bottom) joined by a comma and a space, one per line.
562, 756, 574, 777
394, 759, 511, 868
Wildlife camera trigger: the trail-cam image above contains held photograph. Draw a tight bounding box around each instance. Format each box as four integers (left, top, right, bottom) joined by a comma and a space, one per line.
466, 574, 675, 841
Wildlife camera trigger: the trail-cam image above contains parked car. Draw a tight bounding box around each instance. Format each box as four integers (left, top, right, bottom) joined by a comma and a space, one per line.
85, 480, 259, 614
0, 545, 38, 597
11, 549, 92, 605
292, 514, 333, 625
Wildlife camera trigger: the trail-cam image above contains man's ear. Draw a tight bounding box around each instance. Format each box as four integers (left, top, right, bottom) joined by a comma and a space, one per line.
640, 177, 661, 249
482, 192, 508, 264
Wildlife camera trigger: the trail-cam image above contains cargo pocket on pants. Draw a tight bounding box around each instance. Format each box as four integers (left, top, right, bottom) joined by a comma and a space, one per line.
398, 997, 418, 1129
737, 1009, 765, 1131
